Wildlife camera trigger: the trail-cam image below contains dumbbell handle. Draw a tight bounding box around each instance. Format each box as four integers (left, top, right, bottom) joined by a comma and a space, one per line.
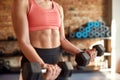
41, 62, 73, 73
22, 62, 73, 80
41, 69, 47, 73
43, 62, 73, 78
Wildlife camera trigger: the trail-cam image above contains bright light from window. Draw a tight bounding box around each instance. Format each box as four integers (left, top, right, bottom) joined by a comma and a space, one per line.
111, 19, 117, 79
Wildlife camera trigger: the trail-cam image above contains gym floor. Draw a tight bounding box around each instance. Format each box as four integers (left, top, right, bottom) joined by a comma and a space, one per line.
0, 71, 119, 80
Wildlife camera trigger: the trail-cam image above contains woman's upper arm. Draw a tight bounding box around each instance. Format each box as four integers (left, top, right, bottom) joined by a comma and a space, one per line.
12, 0, 30, 44
58, 5, 66, 40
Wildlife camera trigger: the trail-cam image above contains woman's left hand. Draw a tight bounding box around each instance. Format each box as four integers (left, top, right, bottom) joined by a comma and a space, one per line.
85, 49, 97, 62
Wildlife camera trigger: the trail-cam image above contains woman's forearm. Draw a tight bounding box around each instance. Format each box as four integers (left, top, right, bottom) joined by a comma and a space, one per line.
61, 38, 82, 55
19, 41, 45, 65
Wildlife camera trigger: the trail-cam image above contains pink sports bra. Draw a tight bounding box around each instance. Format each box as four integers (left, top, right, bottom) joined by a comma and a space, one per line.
27, 0, 61, 31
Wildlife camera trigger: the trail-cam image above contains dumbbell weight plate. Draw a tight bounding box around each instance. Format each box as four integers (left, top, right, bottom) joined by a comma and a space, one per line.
75, 52, 90, 66
22, 62, 73, 80
57, 62, 73, 78
93, 44, 105, 56
22, 62, 43, 80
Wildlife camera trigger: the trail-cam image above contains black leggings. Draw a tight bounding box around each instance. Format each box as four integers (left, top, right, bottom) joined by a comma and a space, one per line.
21, 46, 69, 80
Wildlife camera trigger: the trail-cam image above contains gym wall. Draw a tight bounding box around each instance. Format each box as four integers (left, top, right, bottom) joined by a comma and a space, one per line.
0, 0, 111, 51
0, 0, 19, 53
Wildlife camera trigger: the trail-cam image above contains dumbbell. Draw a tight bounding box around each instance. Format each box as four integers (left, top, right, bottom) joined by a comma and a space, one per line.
0, 51, 4, 56
75, 44, 105, 66
0, 59, 10, 71
22, 61, 73, 80
7, 36, 15, 41
0, 59, 4, 70
12, 50, 22, 56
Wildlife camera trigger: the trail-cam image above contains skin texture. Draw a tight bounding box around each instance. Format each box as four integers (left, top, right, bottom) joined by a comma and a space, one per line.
12, 0, 97, 80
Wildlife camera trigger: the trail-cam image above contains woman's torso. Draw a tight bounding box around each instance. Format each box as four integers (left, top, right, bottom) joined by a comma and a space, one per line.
29, 29, 60, 48
27, 0, 61, 48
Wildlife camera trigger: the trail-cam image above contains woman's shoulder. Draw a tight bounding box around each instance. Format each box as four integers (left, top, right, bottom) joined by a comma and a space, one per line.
53, 1, 64, 13
13, 0, 29, 8
53, 1, 63, 10
12, 0, 29, 13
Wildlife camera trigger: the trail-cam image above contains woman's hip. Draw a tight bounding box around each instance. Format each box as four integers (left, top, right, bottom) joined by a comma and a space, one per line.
21, 46, 63, 67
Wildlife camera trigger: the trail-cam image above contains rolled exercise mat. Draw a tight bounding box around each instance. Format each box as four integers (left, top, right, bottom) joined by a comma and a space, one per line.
75, 32, 82, 39
78, 27, 85, 32
84, 27, 91, 33
87, 22, 94, 28
99, 32, 105, 38
100, 21, 106, 27
97, 26, 105, 32
69, 32, 76, 38
94, 21, 100, 27
89, 32, 95, 38
81, 32, 88, 38
104, 26, 110, 32
94, 32, 101, 38
91, 27, 98, 32
105, 31, 111, 37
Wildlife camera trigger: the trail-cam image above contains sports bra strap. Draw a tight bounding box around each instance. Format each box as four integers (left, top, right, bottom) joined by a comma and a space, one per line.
29, 0, 34, 7
29, 0, 33, 3
54, 2, 62, 26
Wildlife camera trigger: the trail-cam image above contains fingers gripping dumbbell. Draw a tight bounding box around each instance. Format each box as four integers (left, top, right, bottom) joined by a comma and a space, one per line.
22, 61, 73, 80
75, 44, 105, 66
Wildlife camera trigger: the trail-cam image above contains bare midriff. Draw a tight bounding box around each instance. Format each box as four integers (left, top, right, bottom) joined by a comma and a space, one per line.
29, 29, 61, 48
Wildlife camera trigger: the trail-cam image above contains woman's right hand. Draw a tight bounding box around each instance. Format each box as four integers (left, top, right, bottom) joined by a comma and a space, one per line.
42, 63, 61, 80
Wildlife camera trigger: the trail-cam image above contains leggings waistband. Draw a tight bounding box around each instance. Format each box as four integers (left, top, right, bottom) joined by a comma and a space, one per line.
34, 46, 63, 55
21, 46, 63, 66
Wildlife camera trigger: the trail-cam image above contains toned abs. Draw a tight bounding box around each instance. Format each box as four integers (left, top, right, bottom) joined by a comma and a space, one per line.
29, 29, 61, 48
